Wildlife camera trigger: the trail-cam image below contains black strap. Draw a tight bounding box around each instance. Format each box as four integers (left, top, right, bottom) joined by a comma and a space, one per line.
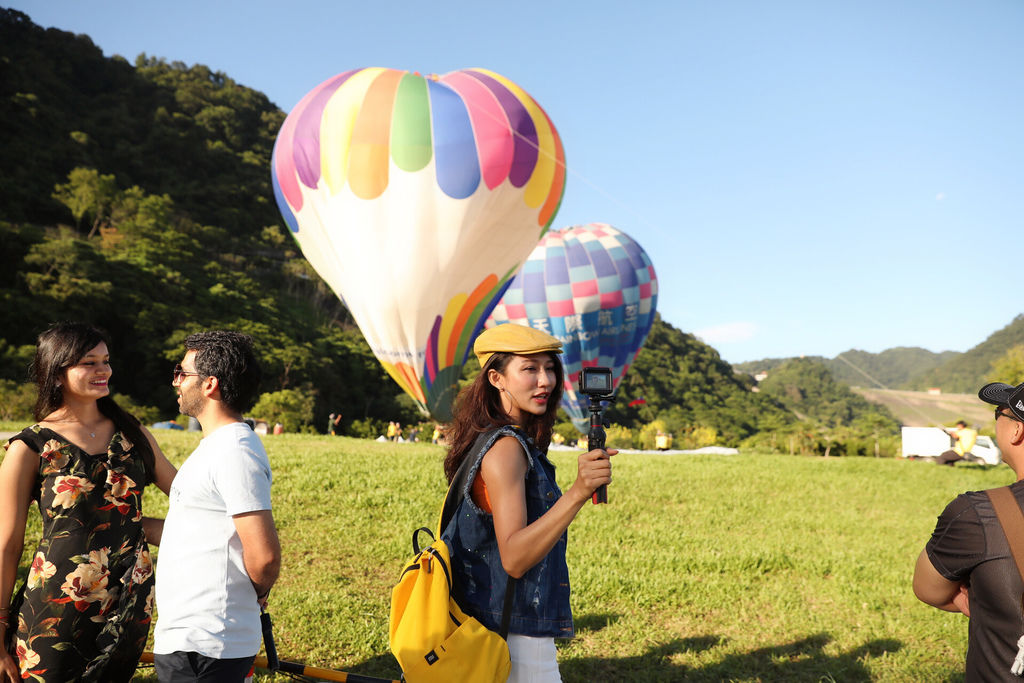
412, 527, 434, 555
499, 577, 515, 639
438, 431, 492, 533
439, 428, 519, 640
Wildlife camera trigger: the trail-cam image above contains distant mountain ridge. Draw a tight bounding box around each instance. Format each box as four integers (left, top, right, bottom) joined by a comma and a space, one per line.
827, 347, 961, 388
908, 314, 1024, 393
735, 314, 1024, 392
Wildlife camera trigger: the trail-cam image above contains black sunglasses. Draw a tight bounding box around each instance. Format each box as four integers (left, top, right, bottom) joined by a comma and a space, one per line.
995, 407, 1023, 422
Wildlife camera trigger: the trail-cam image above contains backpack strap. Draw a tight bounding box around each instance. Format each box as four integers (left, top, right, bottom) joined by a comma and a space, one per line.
988, 486, 1024, 581
438, 437, 481, 534
439, 428, 520, 640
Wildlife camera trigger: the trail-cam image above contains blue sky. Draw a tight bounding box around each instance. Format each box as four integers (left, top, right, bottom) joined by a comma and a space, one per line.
8, 0, 1023, 365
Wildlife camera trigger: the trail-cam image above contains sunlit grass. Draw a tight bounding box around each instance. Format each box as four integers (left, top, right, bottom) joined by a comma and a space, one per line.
5, 430, 1001, 681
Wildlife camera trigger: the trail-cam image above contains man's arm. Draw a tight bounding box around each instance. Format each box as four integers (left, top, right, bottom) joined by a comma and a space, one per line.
142, 517, 164, 545
233, 509, 281, 601
913, 549, 968, 614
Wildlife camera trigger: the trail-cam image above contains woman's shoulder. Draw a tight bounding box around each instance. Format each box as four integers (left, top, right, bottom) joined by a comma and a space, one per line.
4, 423, 49, 452
481, 429, 535, 470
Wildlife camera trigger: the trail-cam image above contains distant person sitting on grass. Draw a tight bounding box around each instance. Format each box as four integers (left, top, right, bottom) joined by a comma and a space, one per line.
913, 381, 1024, 680
934, 420, 978, 465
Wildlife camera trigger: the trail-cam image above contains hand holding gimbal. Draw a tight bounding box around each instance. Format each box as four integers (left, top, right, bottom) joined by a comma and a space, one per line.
578, 367, 615, 504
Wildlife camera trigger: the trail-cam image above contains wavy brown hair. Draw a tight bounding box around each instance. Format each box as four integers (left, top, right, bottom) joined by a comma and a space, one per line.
443, 351, 564, 483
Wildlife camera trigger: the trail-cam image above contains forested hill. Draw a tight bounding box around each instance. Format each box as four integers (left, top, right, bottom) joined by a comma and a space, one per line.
0, 8, 907, 453
907, 314, 1024, 393
0, 7, 406, 429
736, 315, 1024, 394
608, 318, 796, 444
0, 9, 281, 235
735, 348, 956, 389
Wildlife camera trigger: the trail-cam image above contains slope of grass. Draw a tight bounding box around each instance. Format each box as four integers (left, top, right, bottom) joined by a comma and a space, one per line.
5, 431, 1006, 681
852, 388, 994, 430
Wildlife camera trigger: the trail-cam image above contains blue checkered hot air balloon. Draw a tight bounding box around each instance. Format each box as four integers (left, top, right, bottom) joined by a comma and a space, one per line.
487, 223, 658, 433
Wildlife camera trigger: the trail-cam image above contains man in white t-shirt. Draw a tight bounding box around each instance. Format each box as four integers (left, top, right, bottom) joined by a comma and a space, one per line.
154, 331, 281, 682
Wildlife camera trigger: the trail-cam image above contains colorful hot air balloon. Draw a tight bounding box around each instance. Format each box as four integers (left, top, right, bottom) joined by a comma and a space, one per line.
271, 68, 566, 420
487, 223, 658, 432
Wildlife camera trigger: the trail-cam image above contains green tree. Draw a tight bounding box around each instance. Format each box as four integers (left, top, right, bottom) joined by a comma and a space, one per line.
0, 380, 35, 421
613, 316, 794, 445
51, 166, 117, 236
988, 344, 1024, 384
251, 387, 317, 432
759, 358, 899, 431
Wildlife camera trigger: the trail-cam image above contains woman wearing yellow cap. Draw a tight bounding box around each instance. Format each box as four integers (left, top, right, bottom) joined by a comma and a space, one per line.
442, 323, 615, 682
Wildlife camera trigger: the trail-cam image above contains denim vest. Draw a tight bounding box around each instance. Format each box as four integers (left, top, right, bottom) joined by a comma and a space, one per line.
443, 426, 574, 638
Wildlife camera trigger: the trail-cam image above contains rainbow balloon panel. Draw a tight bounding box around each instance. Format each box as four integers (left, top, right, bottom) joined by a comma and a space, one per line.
271, 67, 566, 420
487, 224, 658, 432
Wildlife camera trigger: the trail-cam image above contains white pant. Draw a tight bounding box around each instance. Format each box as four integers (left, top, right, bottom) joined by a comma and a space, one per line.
507, 635, 561, 683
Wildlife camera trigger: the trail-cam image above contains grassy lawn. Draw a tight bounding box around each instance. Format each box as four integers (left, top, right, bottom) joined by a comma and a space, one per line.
5, 429, 1007, 681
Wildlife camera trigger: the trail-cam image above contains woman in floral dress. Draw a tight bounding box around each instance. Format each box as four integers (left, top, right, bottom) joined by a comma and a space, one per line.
0, 323, 177, 682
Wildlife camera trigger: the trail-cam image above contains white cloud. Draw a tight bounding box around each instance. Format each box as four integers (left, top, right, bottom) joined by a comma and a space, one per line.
694, 321, 757, 344
935, 192, 945, 201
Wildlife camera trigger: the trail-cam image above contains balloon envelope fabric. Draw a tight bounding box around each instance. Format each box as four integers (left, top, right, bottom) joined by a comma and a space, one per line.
487, 223, 658, 432
271, 67, 566, 420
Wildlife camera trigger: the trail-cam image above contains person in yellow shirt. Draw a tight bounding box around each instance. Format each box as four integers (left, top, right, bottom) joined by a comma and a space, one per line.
935, 420, 978, 465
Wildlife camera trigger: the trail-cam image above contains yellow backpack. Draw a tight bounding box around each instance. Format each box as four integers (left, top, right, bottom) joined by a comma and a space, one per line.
389, 435, 515, 682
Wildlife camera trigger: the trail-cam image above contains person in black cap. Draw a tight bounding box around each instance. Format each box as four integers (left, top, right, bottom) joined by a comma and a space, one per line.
913, 380, 1024, 680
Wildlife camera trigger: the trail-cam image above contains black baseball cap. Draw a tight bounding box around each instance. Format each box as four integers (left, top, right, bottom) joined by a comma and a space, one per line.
978, 382, 1024, 421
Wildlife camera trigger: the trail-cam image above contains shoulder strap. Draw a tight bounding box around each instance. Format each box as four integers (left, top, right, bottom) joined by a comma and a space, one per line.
437, 428, 518, 639
987, 486, 1024, 580
437, 434, 484, 535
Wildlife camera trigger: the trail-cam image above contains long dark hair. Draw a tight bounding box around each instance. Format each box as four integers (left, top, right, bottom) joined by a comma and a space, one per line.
443, 351, 564, 483
32, 322, 155, 479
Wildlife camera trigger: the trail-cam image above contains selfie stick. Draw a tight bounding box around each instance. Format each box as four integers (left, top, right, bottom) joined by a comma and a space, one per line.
588, 402, 608, 505
579, 368, 615, 505
261, 607, 280, 671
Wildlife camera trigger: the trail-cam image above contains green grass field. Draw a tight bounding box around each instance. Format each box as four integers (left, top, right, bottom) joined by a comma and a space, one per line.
5, 429, 1010, 681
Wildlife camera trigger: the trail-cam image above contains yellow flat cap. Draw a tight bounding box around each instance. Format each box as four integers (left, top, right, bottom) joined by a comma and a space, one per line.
474, 323, 562, 367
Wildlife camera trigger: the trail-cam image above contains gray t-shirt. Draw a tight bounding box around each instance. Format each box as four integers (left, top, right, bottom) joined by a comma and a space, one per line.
154, 422, 273, 658
926, 481, 1024, 682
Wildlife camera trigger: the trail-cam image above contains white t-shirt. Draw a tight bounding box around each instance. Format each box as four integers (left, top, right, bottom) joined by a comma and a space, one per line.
154, 422, 273, 658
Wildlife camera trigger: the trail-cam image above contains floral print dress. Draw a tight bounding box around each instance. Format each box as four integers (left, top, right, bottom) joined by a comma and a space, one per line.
4, 425, 155, 683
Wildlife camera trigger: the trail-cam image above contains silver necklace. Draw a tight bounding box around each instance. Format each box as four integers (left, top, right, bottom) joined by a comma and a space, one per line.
55, 415, 99, 438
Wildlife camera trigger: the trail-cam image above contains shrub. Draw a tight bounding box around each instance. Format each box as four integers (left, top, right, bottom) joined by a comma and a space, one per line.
0, 380, 34, 422
604, 424, 635, 449
554, 420, 582, 446
251, 387, 316, 432
112, 392, 161, 425
348, 417, 387, 440
679, 425, 719, 450
638, 419, 669, 450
